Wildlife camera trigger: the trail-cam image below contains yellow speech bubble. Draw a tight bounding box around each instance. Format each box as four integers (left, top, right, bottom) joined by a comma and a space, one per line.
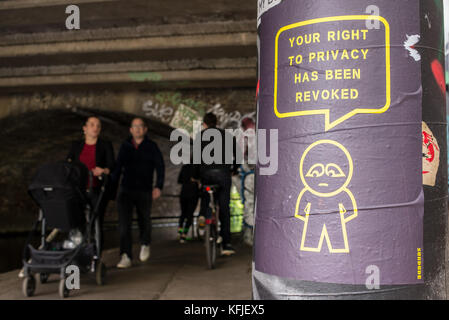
274, 15, 391, 131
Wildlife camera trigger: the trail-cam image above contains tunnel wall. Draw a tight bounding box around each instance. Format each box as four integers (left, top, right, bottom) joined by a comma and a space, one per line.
0, 89, 256, 133
0, 88, 256, 233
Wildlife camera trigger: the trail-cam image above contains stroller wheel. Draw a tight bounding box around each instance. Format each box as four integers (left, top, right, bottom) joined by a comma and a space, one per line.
58, 278, 70, 299
95, 261, 106, 286
39, 273, 49, 284
22, 276, 36, 297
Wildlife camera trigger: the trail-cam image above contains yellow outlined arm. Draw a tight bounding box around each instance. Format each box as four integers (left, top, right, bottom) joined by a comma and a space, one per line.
295, 189, 309, 222
342, 189, 358, 223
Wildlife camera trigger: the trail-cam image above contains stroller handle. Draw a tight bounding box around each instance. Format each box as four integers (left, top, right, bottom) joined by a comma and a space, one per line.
87, 172, 109, 190
99, 173, 109, 192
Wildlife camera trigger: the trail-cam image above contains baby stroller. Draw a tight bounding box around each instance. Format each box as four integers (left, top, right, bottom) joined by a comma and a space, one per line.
22, 160, 107, 298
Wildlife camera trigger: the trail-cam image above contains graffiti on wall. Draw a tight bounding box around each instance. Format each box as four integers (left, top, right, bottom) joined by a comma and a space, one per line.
142, 99, 174, 123
142, 92, 256, 133
206, 103, 256, 129
169, 104, 202, 137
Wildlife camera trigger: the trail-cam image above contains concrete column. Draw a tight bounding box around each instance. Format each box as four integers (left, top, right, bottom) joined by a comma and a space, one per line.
253, 0, 447, 299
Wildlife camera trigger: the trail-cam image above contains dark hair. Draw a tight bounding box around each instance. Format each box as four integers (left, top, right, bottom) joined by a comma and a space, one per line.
85, 116, 101, 125
203, 112, 217, 128
131, 117, 147, 128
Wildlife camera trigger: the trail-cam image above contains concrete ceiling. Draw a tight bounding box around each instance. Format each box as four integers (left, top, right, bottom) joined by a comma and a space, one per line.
0, 0, 256, 34
0, 0, 258, 91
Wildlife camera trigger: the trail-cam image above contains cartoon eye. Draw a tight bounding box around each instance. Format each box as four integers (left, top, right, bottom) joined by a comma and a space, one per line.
325, 163, 346, 178
306, 163, 325, 178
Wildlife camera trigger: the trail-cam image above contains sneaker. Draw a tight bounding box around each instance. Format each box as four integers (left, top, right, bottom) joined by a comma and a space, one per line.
221, 244, 236, 256
198, 216, 206, 236
139, 245, 151, 262
179, 234, 187, 244
117, 253, 132, 268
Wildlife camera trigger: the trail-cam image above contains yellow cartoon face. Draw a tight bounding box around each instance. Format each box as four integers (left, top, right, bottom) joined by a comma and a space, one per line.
300, 140, 353, 197
305, 162, 347, 193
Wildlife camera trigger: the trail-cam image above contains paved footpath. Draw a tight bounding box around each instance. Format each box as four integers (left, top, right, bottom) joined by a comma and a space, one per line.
0, 240, 252, 300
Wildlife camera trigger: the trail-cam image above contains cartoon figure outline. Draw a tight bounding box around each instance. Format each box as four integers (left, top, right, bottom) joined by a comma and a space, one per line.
295, 140, 357, 253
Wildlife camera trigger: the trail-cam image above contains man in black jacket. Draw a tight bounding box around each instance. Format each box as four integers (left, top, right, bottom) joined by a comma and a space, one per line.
113, 117, 165, 268
195, 112, 239, 256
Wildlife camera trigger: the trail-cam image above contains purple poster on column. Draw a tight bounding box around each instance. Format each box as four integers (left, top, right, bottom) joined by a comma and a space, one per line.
255, 0, 424, 285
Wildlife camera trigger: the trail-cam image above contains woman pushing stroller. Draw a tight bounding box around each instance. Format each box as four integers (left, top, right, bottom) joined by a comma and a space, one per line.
66, 116, 115, 254
22, 116, 114, 298
19, 116, 114, 281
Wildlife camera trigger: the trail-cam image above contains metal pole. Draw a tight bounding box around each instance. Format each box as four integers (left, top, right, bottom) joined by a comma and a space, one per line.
253, 0, 447, 299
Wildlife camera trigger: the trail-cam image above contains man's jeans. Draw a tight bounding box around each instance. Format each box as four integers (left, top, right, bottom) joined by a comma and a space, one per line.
117, 190, 152, 259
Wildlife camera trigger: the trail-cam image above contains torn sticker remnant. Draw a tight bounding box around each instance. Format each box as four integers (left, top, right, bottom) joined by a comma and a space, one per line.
422, 121, 440, 186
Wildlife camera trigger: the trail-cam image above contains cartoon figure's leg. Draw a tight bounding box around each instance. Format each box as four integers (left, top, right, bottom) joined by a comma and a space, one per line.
300, 214, 327, 252
325, 190, 357, 253
322, 209, 350, 253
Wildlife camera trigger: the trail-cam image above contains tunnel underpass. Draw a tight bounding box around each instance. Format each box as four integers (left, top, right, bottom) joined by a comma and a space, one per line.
0, 0, 257, 300
0, 105, 254, 300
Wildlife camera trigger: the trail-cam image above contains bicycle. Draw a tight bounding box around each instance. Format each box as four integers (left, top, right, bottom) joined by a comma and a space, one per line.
200, 184, 220, 269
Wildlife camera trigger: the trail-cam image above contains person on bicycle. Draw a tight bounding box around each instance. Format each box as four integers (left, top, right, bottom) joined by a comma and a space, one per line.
177, 163, 200, 243
194, 112, 239, 256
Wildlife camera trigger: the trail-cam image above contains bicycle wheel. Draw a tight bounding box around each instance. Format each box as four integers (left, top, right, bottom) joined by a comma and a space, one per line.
205, 224, 217, 269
